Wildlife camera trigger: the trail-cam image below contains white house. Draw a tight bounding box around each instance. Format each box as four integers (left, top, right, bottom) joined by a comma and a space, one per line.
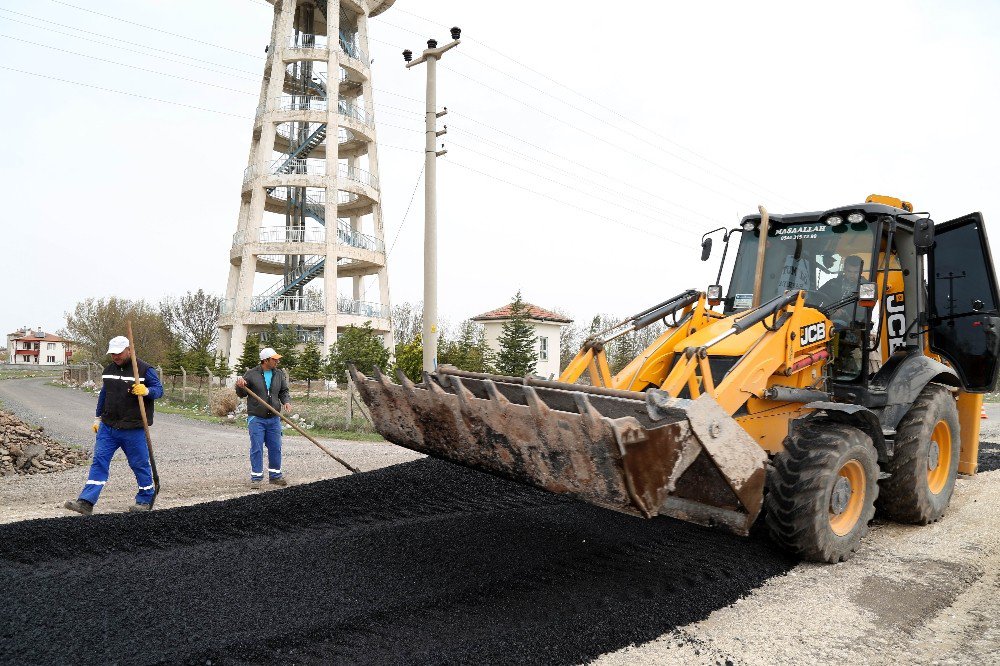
471, 303, 572, 379
5, 328, 74, 366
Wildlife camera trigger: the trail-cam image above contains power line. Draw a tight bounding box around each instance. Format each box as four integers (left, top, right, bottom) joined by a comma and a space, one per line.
392, 7, 804, 209
373, 103, 721, 228
445, 138, 702, 236
0, 11, 263, 79
47, 0, 262, 59
443, 159, 686, 246
0, 65, 252, 119
444, 114, 719, 224
0, 34, 258, 96
444, 65, 750, 209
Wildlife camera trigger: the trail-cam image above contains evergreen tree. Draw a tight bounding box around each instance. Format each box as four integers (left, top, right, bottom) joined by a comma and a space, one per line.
439, 320, 494, 373
326, 323, 391, 384
293, 340, 324, 396
495, 291, 538, 377
271, 320, 299, 374
184, 347, 214, 378
213, 353, 232, 379
391, 334, 423, 382
163, 339, 186, 387
235, 336, 261, 375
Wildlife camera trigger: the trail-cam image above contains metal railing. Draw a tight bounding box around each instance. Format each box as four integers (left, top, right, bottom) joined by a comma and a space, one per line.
337, 297, 389, 319
338, 98, 371, 125
275, 95, 329, 112
339, 30, 369, 65
287, 33, 329, 50
269, 96, 371, 126
337, 222, 383, 253
259, 329, 325, 344
221, 299, 236, 315
235, 227, 326, 245
252, 294, 326, 313
338, 163, 378, 189
269, 157, 327, 177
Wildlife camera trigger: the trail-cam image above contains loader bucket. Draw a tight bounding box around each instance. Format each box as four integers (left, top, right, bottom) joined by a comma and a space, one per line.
350, 365, 767, 535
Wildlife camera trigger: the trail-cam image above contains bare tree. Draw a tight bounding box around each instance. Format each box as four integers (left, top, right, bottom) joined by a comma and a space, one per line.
159, 290, 222, 355
390, 301, 423, 346
62, 297, 173, 364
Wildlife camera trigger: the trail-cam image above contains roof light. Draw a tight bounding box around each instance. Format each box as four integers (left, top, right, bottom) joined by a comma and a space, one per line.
707, 284, 723, 305
827, 215, 844, 227
741, 220, 756, 231
847, 212, 865, 224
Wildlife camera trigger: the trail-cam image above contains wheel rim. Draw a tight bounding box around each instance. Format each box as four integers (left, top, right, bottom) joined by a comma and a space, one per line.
927, 420, 952, 495
829, 460, 866, 536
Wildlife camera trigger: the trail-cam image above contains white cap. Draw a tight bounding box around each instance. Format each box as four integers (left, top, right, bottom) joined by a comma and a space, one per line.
106, 336, 129, 354
259, 347, 282, 361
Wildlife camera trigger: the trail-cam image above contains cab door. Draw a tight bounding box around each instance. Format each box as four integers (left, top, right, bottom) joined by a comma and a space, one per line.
928, 212, 1000, 391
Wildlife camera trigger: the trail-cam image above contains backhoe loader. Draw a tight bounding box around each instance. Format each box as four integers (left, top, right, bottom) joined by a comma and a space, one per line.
351, 195, 1000, 562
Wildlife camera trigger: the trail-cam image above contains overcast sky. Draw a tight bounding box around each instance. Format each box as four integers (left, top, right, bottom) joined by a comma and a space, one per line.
1, 0, 998, 343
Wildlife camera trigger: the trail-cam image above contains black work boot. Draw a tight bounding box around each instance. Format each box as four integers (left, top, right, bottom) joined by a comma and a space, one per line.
128, 503, 152, 513
269, 477, 288, 487
64, 499, 94, 516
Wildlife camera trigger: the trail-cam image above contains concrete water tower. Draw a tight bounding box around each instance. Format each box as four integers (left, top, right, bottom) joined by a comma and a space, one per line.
219, 0, 396, 363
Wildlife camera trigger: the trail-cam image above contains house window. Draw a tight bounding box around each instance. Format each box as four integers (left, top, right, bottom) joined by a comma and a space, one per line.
46, 356, 56, 363
539, 336, 548, 361
47, 343, 55, 350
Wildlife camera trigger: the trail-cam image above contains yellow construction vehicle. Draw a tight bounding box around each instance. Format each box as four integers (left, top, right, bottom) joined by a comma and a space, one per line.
352, 196, 1000, 562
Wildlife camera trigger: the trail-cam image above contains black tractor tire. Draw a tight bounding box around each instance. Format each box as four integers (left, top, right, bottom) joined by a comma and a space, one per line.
876, 385, 961, 524
765, 421, 879, 563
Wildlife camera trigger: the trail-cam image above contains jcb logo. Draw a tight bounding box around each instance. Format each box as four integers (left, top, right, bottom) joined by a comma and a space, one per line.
886, 293, 906, 353
800, 322, 827, 346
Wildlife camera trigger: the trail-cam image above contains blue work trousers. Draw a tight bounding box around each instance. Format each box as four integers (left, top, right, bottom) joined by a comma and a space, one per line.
248, 415, 283, 480
79, 423, 155, 505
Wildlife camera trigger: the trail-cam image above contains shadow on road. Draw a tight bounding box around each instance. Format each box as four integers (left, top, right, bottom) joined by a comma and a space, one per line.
1, 458, 796, 665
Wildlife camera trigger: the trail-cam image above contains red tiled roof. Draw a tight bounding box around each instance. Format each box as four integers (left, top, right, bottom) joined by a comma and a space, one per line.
471, 303, 572, 324
9, 331, 70, 343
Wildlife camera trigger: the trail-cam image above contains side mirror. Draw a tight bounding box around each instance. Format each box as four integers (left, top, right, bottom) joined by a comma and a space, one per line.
914, 218, 935, 255
700, 237, 713, 261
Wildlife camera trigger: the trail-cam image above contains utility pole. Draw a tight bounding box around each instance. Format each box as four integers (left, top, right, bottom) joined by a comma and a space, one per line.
403, 27, 461, 373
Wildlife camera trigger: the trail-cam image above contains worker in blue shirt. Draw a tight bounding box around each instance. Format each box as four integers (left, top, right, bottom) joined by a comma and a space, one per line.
64, 335, 163, 515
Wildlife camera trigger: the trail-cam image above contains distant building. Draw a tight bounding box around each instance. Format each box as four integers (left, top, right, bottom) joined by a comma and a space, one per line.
471, 303, 573, 380
5, 327, 73, 366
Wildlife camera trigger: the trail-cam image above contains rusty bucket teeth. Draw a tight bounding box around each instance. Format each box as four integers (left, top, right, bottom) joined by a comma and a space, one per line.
482, 379, 511, 405
352, 370, 767, 536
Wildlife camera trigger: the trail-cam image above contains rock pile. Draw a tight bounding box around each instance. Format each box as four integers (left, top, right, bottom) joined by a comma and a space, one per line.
0, 410, 90, 476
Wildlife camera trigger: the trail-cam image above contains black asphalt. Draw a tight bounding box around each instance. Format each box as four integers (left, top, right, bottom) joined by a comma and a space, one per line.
0, 458, 795, 665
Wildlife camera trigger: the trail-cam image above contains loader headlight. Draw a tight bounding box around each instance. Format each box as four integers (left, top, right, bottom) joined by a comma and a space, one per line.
707, 284, 723, 305
847, 212, 865, 224
826, 215, 844, 227
858, 281, 877, 307
741, 220, 756, 231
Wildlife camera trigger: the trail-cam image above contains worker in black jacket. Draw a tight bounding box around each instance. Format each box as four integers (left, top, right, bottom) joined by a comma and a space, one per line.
235, 347, 292, 489
64, 336, 163, 515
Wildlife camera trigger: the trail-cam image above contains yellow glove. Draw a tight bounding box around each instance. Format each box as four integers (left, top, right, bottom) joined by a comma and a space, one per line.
92, 419, 101, 433
130, 383, 149, 397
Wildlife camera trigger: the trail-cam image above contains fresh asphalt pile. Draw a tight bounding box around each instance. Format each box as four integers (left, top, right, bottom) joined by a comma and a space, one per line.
978, 441, 1000, 472
0, 457, 795, 666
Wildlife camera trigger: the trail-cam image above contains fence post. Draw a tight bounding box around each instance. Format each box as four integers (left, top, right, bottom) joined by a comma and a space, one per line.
86, 363, 92, 383
205, 366, 214, 408
346, 376, 354, 430
181, 366, 187, 402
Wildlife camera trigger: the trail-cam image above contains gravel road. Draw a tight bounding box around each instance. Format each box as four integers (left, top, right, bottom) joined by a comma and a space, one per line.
0, 377, 421, 523
1, 377, 998, 665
